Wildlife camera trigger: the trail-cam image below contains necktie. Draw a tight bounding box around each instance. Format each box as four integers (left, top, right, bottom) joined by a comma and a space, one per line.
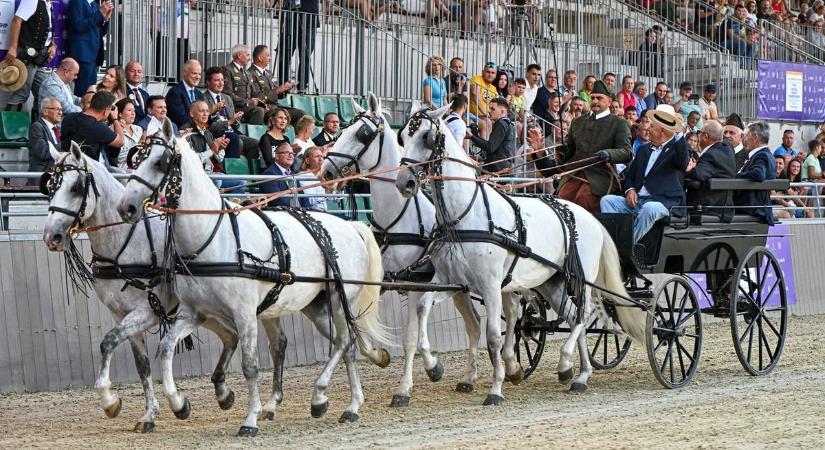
133, 87, 143, 110
52, 126, 60, 142
216, 94, 226, 118
188, 89, 195, 102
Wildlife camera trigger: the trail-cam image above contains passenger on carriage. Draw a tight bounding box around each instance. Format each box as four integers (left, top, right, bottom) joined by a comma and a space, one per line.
684, 120, 737, 222
735, 121, 777, 225
600, 104, 690, 243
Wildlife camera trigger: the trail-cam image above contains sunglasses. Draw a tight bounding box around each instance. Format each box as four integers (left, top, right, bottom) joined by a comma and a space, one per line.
484, 62, 498, 69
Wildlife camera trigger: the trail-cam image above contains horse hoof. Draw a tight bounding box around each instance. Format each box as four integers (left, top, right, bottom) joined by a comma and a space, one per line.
173, 398, 191, 420
482, 394, 505, 406
505, 367, 525, 385
426, 361, 444, 382
558, 368, 574, 384
389, 394, 410, 407
338, 411, 359, 423
375, 348, 391, 368
570, 382, 588, 393
455, 382, 474, 393
237, 426, 258, 437
310, 401, 329, 418
104, 398, 122, 418
218, 390, 235, 411
264, 411, 276, 420
134, 422, 155, 433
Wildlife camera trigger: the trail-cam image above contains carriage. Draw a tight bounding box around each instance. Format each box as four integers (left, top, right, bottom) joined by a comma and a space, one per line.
505, 177, 791, 389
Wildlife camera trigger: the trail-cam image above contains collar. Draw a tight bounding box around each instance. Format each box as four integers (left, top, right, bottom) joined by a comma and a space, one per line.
42, 117, 56, 129
253, 64, 267, 74
207, 89, 221, 99
275, 162, 291, 174
183, 81, 196, 91
233, 61, 245, 71
127, 83, 141, 91
748, 146, 767, 159
734, 143, 744, 153
700, 142, 716, 156
593, 109, 610, 120
652, 136, 674, 151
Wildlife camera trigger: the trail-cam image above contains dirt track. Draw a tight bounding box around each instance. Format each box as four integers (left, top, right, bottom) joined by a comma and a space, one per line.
2, 314, 824, 449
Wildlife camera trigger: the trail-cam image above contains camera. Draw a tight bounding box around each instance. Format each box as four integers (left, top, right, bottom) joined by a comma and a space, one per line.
688, 94, 700, 101
468, 123, 480, 136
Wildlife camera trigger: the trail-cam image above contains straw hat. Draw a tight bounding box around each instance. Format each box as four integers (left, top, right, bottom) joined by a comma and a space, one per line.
0, 59, 28, 93
648, 104, 682, 133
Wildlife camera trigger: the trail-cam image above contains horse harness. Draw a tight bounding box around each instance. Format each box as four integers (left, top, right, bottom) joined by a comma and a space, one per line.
398, 110, 588, 321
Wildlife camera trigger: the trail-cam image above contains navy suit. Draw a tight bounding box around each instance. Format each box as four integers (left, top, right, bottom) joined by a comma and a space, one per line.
165, 82, 205, 128
128, 86, 150, 123
685, 141, 737, 221
624, 137, 691, 211
735, 146, 776, 225
66, 0, 109, 96
259, 163, 312, 208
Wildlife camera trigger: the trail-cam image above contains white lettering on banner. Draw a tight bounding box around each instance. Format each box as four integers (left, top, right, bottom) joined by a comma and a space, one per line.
0, 0, 15, 51
785, 71, 803, 113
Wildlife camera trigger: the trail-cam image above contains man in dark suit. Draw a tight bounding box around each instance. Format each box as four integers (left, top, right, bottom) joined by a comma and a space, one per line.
685, 120, 737, 221
600, 104, 690, 243
125, 60, 150, 123
277, 0, 319, 91
260, 142, 304, 208
313, 112, 340, 146
165, 59, 204, 128
136, 95, 180, 135
66, 0, 112, 96
27, 96, 62, 183
222, 44, 265, 125
203, 66, 259, 159
736, 120, 777, 224
249, 44, 304, 124
558, 79, 632, 212
724, 124, 748, 171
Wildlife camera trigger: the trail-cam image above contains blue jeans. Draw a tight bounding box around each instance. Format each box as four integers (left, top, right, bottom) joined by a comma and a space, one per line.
600, 194, 669, 243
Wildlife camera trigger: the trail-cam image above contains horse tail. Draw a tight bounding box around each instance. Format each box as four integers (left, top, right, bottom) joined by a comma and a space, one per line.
349, 221, 393, 367
597, 222, 647, 342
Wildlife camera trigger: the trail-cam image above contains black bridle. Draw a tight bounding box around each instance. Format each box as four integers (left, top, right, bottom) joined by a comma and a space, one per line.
397, 110, 447, 182
127, 134, 182, 208
41, 154, 100, 228
324, 112, 385, 178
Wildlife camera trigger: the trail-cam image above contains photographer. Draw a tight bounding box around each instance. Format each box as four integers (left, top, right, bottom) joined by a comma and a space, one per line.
467, 98, 515, 173
446, 57, 468, 96
60, 90, 124, 167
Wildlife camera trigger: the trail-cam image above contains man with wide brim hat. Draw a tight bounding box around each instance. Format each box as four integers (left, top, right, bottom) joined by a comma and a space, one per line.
556, 79, 632, 213
0, 59, 29, 93
600, 103, 691, 243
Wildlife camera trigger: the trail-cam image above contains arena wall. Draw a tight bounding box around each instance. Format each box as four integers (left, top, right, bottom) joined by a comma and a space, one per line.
1, 222, 823, 394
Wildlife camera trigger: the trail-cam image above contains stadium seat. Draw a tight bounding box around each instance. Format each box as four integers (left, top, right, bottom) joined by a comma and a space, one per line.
248, 158, 262, 175
0, 112, 29, 148
224, 158, 249, 175
314, 96, 339, 124
246, 124, 268, 141
338, 96, 360, 123
290, 95, 317, 121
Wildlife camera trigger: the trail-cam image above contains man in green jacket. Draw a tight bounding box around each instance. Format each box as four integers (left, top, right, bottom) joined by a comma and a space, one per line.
557, 80, 632, 212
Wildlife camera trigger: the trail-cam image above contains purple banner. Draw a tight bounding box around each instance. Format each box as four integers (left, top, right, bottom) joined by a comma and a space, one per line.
0, 0, 67, 67
757, 60, 825, 123
690, 224, 796, 307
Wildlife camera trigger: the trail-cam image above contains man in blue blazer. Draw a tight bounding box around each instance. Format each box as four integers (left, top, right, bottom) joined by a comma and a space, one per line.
125, 61, 150, 123
736, 120, 777, 224
601, 104, 690, 243
165, 59, 204, 128
66, 0, 112, 96
259, 142, 307, 208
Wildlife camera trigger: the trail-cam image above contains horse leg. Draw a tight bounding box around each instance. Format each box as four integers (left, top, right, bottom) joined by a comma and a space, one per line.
417, 291, 452, 383
203, 320, 238, 411
391, 291, 421, 407
301, 294, 341, 419
333, 297, 366, 423
501, 291, 524, 384
570, 288, 595, 393
452, 291, 481, 393
158, 310, 199, 420
481, 287, 506, 406
95, 307, 154, 420
260, 317, 287, 420
235, 313, 263, 437
128, 335, 159, 433
535, 279, 578, 384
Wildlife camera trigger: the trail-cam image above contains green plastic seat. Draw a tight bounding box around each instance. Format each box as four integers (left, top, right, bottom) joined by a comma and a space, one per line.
224, 157, 249, 175
246, 124, 268, 141
290, 95, 317, 121
285, 126, 295, 141
314, 96, 339, 124
1, 111, 30, 141
338, 96, 360, 123
248, 159, 262, 175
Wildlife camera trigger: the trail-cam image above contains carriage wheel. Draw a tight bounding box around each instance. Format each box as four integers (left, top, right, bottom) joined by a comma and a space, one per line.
587, 309, 632, 370
501, 290, 548, 380
729, 246, 788, 376
646, 275, 703, 389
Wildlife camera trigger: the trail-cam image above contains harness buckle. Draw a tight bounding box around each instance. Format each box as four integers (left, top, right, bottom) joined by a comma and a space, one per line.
280, 271, 294, 284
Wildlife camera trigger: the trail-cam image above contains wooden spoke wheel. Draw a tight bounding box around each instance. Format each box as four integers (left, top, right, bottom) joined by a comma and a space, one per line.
729, 246, 788, 376
646, 275, 703, 389
501, 290, 548, 380
587, 308, 632, 370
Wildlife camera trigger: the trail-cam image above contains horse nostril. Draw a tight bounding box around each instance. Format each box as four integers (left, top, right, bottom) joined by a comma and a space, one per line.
405, 180, 416, 192
52, 233, 63, 245
126, 204, 137, 217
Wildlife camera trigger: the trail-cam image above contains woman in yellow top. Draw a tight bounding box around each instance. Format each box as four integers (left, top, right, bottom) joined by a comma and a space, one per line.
469, 61, 499, 138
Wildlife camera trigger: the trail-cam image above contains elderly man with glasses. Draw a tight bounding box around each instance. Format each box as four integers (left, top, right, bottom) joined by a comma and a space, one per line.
260, 142, 297, 207
27, 96, 63, 184
313, 112, 340, 147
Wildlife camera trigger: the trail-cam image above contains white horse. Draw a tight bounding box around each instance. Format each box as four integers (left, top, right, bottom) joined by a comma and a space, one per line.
395, 107, 647, 404
41, 143, 291, 432
116, 120, 390, 436
320, 94, 486, 407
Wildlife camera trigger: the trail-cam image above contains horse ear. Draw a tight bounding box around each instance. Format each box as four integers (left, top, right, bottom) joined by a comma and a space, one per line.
353, 98, 366, 115
368, 92, 380, 113
48, 142, 61, 161
426, 103, 452, 121
410, 100, 422, 113
69, 141, 83, 161
161, 117, 175, 140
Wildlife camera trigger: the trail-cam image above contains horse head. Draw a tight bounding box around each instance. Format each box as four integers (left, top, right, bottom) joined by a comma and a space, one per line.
320, 93, 390, 189
394, 103, 452, 198
43, 141, 101, 252
117, 117, 181, 224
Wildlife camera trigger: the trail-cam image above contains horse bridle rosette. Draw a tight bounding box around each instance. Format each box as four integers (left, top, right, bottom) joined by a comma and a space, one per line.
41, 154, 100, 226
127, 134, 183, 209
399, 110, 445, 181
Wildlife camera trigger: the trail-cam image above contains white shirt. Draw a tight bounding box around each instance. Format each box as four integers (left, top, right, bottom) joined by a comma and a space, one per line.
444, 112, 467, 146
638, 137, 673, 197
593, 109, 610, 120
733, 143, 745, 154
15, 0, 53, 46
524, 84, 539, 110
294, 138, 313, 153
